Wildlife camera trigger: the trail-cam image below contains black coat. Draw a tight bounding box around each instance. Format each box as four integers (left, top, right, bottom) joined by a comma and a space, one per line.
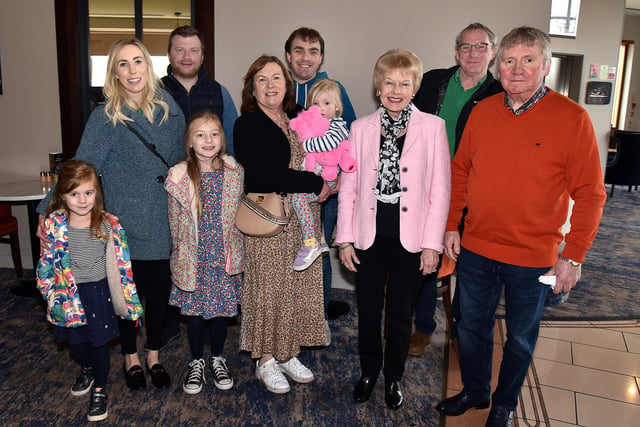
234, 106, 324, 195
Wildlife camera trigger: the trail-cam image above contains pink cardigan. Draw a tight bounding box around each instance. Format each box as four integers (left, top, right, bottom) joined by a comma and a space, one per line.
335, 108, 451, 253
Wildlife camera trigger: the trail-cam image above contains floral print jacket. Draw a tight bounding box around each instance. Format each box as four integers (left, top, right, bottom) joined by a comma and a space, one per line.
165, 155, 245, 292
36, 211, 143, 327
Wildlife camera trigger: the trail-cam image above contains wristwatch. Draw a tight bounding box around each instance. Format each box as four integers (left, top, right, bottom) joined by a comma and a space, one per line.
559, 256, 581, 267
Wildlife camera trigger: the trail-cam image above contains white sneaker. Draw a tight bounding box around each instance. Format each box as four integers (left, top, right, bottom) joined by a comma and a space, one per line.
324, 320, 331, 347
278, 356, 314, 383
256, 358, 290, 394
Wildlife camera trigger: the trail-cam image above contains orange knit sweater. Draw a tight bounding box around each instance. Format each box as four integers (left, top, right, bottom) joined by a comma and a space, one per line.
447, 90, 606, 267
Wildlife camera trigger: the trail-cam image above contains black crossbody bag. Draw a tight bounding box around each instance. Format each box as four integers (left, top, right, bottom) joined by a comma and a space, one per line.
124, 123, 170, 182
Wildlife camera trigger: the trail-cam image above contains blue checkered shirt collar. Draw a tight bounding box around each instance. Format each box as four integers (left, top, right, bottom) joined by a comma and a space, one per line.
505, 82, 549, 115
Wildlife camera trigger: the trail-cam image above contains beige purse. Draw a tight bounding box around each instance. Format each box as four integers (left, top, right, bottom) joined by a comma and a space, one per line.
235, 192, 291, 237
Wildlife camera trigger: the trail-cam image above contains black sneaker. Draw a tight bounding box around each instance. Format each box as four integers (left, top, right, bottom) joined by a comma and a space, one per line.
71, 367, 94, 396
183, 358, 206, 395
87, 389, 108, 422
210, 356, 233, 390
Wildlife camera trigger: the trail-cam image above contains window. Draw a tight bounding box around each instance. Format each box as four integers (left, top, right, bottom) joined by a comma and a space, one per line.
549, 0, 581, 38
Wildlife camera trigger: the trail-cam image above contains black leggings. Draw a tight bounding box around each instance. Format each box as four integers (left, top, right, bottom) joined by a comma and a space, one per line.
187, 316, 228, 359
69, 342, 110, 389
118, 259, 172, 354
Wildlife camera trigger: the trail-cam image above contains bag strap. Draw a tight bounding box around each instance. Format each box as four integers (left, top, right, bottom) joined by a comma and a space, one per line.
124, 122, 170, 168
241, 194, 290, 225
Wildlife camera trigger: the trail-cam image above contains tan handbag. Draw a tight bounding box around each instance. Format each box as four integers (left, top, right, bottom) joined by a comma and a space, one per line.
235, 192, 291, 237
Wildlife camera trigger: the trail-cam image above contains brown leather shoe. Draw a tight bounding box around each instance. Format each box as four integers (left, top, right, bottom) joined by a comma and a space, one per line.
408, 330, 431, 357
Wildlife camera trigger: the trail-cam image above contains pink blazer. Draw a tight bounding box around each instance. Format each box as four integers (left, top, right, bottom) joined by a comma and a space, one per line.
336, 107, 451, 253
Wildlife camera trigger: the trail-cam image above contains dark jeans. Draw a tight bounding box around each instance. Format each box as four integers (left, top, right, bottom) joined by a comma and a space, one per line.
118, 259, 172, 355
354, 235, 423, 382
322, 195, 338, 316
456, 247, 550, 410
414, 272, 437, 335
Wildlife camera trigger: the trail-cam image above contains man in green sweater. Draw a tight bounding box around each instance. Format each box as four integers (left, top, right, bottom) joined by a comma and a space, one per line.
435, 26, 606, 427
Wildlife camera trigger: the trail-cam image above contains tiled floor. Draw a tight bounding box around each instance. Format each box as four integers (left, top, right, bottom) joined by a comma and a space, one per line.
443, 319, 640, 427
329, 251, 640, 426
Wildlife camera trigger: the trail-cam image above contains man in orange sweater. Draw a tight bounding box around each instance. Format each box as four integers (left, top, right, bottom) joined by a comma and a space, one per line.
435, 27, 607, 427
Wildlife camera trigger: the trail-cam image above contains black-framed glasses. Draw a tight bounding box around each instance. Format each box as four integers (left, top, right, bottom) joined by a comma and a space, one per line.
457, 42, 490, 53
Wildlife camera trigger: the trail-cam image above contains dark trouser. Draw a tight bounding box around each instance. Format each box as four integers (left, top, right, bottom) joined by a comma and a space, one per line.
354, 235, 423, 382
322, 195, 338, 316
187, 316, 228, 359
413, 272, 438, 335
70, 342, 110, 389
456, 247, 550, 410
118, 259, 172, 355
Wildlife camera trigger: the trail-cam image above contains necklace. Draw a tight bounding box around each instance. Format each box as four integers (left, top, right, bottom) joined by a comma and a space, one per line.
265, 110, 287, 127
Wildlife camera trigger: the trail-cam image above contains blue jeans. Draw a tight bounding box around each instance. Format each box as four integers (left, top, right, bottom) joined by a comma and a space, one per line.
322, 195, 338, 317
456, 247, 550, 410
414, 273, 437, 335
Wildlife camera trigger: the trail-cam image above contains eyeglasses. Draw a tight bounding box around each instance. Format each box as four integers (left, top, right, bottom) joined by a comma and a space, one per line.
457, 42, 490, 53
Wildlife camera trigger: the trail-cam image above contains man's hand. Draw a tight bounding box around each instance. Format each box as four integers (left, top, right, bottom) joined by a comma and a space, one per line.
443, 231, 461, 262
544, 258, 581, 294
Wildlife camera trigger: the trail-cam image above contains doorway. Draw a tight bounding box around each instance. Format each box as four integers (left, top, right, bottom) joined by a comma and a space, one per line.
547, 53, 583, 104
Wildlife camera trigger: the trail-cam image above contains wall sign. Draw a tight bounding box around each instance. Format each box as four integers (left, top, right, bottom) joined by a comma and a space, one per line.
585, 81, 612, 105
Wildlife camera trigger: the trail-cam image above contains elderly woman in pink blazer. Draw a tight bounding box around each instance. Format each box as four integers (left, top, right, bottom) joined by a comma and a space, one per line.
336, 49, 451, 410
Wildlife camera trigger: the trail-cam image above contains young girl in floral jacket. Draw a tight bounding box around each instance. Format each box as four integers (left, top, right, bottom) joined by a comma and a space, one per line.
165, 110, 244, 395
37, 160, 143, 422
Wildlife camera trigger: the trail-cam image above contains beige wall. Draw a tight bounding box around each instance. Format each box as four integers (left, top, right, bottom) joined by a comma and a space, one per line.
0, 0, 629, 268
550, 0, 627, 168
215, 0, 551, 117
0, 0, 61, 269
622, 13, 640, 131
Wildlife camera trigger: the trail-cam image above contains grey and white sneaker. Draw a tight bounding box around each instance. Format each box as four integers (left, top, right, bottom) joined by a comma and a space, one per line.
255, 358, 290, 394
183, 358, 206, 395
71, 366, 94, 396
278, 356, 314, 383
210, 356, 233, 390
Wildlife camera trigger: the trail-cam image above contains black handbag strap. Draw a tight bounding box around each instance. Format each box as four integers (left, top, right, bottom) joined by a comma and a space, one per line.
124, 122, 170, 168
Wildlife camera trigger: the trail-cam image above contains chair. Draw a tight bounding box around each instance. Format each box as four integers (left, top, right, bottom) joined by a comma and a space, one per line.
437, 254, 455, 334
0, 205, 24, 277
605, 130, 640, 197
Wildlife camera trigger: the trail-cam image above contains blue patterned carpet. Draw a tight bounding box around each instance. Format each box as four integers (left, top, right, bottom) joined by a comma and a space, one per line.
542, 186, 640, 320
0, 279, 447, 426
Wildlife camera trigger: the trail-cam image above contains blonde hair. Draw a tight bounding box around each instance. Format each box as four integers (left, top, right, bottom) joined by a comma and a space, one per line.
307, 79, 343, 117
183, 110, 227, 220
103, 38, 169, 126
48, 160, 109, 240
373, 49, 423, 93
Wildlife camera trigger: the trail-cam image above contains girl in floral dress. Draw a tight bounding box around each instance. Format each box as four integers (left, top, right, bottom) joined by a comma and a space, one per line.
165, 111, 244, 394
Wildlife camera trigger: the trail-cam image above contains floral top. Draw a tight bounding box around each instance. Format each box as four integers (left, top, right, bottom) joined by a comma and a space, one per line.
36, 210, 143, 327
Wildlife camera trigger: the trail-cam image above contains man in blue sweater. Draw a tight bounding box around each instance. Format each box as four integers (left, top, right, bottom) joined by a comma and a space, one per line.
284, 27, 357, 336
162, 26, 238, 154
